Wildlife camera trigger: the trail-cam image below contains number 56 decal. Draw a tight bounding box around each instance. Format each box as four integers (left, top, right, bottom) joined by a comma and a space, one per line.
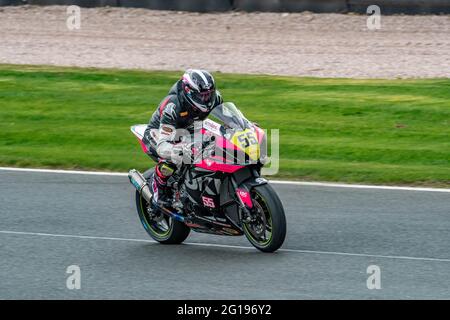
237, 132, 258, 148
232, 129, 260, 160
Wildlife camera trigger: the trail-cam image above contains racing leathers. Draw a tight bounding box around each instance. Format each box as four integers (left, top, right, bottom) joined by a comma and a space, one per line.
142, 80, 223, 205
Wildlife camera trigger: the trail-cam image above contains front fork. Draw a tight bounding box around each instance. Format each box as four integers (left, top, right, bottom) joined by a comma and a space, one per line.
230, 176, 255, 224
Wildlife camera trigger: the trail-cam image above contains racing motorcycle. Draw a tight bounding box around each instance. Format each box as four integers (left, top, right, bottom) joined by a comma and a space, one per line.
128, 102, 286, 252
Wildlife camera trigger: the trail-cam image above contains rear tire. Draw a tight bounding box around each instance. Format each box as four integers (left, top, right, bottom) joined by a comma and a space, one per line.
135, 169, 190, 244
243, 184, 286, 253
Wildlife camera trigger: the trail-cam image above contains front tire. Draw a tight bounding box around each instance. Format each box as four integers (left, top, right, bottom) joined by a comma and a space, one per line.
243, 184, 287, 253
135, 169, 190, 244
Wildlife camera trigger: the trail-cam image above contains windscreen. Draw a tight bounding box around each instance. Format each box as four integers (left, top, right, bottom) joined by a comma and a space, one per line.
209, 102, 252, 131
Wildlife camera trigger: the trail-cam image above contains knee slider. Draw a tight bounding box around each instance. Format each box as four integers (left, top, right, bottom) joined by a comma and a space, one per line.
157, 162, 175, 178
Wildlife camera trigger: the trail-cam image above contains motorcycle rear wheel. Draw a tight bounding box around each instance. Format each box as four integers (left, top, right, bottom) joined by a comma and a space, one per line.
243, 184, 287, 253
135, 169, 190, 244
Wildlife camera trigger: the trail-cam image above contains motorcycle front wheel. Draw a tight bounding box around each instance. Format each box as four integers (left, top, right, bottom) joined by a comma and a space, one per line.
135, 169, 190, 244
242, 184, 287, 253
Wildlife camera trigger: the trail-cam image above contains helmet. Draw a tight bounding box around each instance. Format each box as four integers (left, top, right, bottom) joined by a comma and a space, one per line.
181, 69, 217, 118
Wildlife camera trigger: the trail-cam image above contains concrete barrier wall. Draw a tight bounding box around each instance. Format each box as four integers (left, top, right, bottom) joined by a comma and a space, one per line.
1, 0, 449, 14
0, 0, 118, 6
347, 0, 450, 14
0, 0, 24, 4
120, 0, 232, 12
0, 0, 233, 11
233, 0, 348, 13
26, 0, 118, 7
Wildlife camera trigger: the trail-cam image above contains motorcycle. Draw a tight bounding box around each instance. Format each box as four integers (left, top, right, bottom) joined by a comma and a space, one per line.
128, 102, 286, 252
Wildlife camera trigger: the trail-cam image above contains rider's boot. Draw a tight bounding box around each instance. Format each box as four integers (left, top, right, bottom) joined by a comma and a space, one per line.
151, 161, 175, 209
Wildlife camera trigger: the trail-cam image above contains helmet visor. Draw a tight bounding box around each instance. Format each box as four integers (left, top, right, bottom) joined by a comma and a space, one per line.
191, 89, 216, 109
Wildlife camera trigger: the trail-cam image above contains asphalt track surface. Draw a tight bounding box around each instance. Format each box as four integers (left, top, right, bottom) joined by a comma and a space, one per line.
0, 170, 449, 299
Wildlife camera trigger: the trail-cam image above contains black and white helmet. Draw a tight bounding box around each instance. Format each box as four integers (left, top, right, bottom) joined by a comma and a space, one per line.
181, 69, 217, 117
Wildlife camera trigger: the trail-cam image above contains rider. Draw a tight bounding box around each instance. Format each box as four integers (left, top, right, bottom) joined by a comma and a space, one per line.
142, 69, 223, 207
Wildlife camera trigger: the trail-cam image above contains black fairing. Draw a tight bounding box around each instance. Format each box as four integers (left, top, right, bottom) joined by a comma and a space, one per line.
181, 165, 264, 236
184, 167, 223, 207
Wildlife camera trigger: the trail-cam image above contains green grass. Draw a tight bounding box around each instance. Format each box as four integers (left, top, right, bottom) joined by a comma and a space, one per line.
0, 64, 449, 187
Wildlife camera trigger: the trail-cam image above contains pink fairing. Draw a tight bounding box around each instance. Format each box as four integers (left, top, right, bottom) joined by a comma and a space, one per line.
139, 139, 149, 154
194, 128, 243, 172
195, 160, 244, 173
200, 128, 239, 151
215, 135, 240, 151
237, 188, 253, 208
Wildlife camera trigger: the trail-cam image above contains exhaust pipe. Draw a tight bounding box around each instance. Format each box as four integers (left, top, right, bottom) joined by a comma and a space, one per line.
128, 169, 153, 203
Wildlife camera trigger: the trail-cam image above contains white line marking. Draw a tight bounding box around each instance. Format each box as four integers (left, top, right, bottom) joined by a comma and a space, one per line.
269, 180, 450, 193
1, 166, 449, 192
0, 230, 151, 242
0, 167, 128, 177
1, 230, 449, 263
